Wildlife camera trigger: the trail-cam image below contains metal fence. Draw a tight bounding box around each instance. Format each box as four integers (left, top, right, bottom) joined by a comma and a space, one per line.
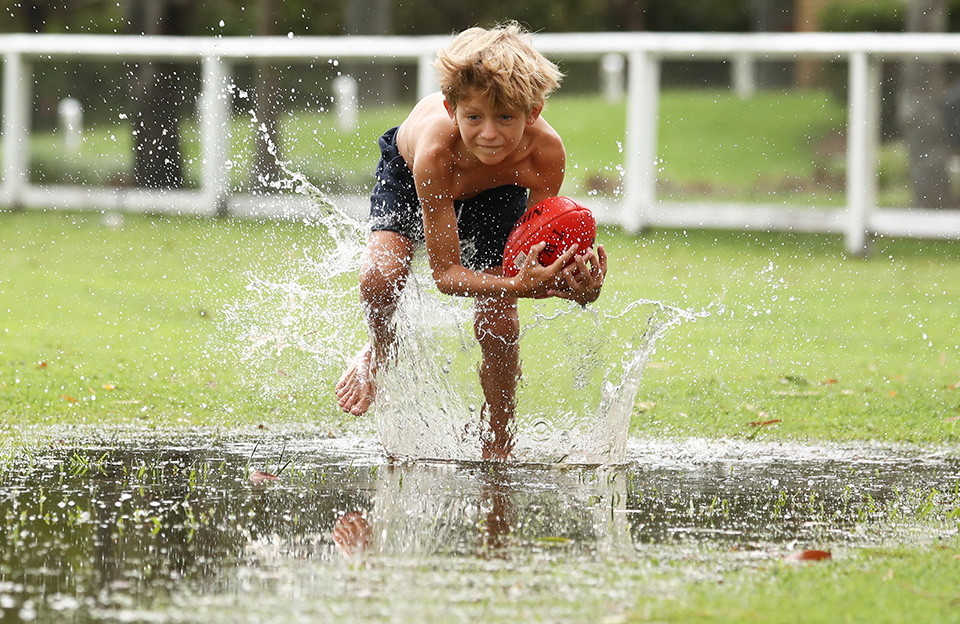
3, 31, 960, 253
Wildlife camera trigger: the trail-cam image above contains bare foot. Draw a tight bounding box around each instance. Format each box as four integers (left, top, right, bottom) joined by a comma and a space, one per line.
336, 345, 377, 415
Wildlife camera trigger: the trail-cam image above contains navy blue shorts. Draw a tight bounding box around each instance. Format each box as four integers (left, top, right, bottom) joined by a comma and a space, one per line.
368, 126, 528, 271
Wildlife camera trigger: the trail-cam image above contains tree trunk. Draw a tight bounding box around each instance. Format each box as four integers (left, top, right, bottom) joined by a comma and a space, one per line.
898, 0, 957, 209
343, 0, 395, 104
606, 0, 646, 31
249, 0, 284, 193
127, 0, 190, 189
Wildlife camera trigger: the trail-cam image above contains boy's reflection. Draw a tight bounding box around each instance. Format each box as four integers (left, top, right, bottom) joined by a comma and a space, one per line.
332, 465, 515, 556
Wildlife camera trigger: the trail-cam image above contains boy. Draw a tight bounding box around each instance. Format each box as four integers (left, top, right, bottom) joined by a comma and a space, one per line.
336, 22, 607, 459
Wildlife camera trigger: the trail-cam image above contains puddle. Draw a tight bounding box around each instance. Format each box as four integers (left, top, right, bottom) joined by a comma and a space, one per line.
1, 429, 957, 623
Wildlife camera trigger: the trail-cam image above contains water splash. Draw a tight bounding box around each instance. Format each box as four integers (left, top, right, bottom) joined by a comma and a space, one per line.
376, 285, 713, 464
216, 131, 715, 463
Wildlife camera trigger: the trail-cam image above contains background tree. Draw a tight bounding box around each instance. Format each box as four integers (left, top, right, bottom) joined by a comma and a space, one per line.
126, 0, 192, 189
898, 0, 957, 209
249, 0, 284, 193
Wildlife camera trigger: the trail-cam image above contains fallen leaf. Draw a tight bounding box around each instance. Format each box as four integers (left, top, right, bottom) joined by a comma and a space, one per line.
944, 416, 960, 423
749, 419, 782, 427
102, 383, 116, 391
786, 550, 832, 562
889, 391, 898, 397
821, 378, 839, 385
249, 470, 279, 484
37, 362, 48, 370
948, 382, 959, 391
60, 395, 78, 403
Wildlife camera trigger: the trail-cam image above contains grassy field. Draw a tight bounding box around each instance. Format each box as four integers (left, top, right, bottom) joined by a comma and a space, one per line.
27, 88, 923, 206
2, 210, 958, 444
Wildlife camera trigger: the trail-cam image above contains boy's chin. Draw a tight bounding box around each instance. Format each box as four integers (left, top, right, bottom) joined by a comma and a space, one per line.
471, 150, 510, 166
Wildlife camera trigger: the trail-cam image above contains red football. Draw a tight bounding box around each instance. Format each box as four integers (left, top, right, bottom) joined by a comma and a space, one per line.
502, 196, 596, 278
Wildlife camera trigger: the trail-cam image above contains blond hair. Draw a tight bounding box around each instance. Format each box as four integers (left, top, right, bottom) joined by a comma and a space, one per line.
433, 22, 563, 114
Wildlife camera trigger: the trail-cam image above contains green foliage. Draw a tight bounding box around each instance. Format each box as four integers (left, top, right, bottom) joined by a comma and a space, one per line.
819, 0, 906, 32
819, 0, 960, 32
642, 0, 752, 32
0, 0, 754, 36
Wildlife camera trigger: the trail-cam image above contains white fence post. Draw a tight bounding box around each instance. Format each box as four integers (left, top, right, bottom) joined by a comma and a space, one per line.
333, 74, 359, 132
58, 97, 83, 154
417, 52, 438, 100
1, 52, 30, 209
846, 51, 880, 256
732, 53, 756, 99
200, 55, 230, 216
623, 50, 660, 233
601, 53, 625, 102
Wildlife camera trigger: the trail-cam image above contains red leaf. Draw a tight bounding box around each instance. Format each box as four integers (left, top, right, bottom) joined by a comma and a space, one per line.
249, 469, 279, 484
60, 395, 78, 403
749, 419, 782, 427
37, 362, 48, 370
821, 379, 839, 385
786, 550, 832, 562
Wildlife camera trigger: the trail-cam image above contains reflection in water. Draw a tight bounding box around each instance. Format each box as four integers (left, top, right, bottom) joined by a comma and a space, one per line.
0, 432, 957, 623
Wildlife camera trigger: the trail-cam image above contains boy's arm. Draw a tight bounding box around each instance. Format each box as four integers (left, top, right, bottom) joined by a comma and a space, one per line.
416, 161, 570, 299
420, 192, 572, 299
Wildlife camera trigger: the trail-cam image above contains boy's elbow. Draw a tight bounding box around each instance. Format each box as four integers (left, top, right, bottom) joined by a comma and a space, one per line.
432, 273, 459, 296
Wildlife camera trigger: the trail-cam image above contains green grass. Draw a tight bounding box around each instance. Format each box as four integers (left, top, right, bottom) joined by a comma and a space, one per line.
26, 89, 926, 206
2, 211, 958, 444
644, 542, 960, 623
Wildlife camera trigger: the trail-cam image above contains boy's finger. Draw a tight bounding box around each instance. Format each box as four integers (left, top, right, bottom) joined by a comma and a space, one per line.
547, 243, 578, 272
525, 241, 548, 266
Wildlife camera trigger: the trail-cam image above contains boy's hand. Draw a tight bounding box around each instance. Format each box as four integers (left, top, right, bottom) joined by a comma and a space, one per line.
514, 241, 575, 298
549, 244, 607, 305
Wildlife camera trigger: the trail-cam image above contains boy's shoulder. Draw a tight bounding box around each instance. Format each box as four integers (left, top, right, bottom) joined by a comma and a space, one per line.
398, 97, 460, 161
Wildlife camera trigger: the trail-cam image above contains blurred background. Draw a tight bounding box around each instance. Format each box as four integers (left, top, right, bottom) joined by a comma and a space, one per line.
2, 0, 959, 212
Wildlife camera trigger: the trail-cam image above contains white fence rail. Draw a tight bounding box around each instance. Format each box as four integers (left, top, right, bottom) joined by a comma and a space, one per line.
3, 32, 960, 253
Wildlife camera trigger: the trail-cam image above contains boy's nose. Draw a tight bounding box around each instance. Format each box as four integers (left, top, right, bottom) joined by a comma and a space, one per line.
479, 121, 498, 139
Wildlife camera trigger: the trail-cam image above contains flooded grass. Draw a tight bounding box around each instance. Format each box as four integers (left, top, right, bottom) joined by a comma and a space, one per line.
1, 429, 957, 623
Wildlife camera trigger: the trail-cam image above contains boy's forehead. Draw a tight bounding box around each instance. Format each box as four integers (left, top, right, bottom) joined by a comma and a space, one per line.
455, 90, 526, 114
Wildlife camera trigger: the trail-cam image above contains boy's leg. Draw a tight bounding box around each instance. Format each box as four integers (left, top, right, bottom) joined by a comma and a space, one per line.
475, 293, 521, 460
336, 230, 414, 415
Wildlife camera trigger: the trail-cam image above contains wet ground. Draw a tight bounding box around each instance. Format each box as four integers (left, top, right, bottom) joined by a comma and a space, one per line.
0, 428, 957, 623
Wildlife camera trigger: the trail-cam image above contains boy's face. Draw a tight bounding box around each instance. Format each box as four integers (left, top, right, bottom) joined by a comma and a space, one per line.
445, 91, 542, 166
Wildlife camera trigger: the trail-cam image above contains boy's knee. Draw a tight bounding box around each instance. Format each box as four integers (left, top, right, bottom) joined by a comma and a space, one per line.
475, 306, 520, 346
359, 263, 406, 306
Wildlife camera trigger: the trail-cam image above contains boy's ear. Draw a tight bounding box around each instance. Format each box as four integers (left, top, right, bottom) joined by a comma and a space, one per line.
444, 98, 456, 122
526, 105, 543, 125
